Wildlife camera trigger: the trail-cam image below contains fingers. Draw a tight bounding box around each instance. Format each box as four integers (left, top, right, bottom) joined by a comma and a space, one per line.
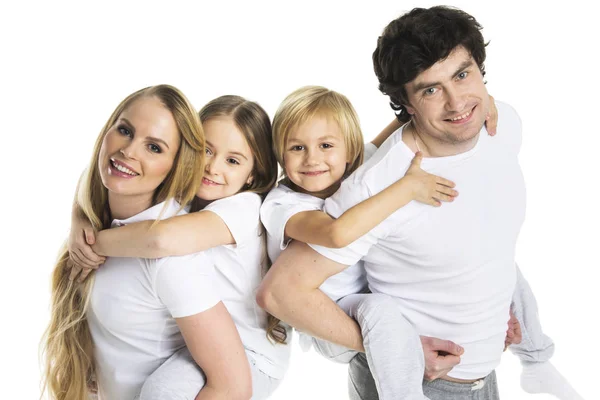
84, 228, 96, 245
411, 151, 423, 165
512, 320, 522, 345
430, 337, 464, 356
68, 261, 83, 281
485, 95, 498, 136
435, 176, 456, 189
71, 249, 101, 270
78, 267, 94, 283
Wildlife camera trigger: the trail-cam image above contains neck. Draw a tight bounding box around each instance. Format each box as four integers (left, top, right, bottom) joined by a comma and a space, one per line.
404, 119, 480, 157
288, 179, 340, 200
108, 192, 155, 221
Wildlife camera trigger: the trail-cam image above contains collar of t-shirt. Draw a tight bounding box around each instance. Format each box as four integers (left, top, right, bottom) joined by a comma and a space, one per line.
111, 199, 182, 228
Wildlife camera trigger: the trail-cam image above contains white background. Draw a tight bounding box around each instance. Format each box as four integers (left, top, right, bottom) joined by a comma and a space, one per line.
0, 1, 596, 398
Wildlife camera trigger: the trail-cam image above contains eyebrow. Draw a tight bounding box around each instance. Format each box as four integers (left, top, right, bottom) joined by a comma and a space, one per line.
205, 140, 248, 160
288, 135, 342, 143
411, 60, 475, 94
120, 118, 171, 150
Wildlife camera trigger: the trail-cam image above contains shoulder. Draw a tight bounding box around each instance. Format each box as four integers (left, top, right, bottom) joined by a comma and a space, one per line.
490, 101, 523, 154
263, 184, 323, 209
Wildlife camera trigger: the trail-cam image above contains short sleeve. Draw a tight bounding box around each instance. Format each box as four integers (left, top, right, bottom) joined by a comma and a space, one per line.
260, 186, 323, 251
363, 142, 378, 161
309, 178, 389, 266
203, 192, 261, 246
155, 251, 221, 318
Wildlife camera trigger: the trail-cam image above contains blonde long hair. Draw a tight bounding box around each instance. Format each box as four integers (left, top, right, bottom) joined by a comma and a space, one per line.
42, 85, 205, 400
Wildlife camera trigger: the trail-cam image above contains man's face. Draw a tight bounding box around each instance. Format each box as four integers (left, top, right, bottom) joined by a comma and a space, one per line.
404, 46, 490, 145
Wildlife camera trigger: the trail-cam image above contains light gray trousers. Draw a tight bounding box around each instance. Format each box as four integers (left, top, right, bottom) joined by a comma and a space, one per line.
136, 346, 280, 400
313, 265, 554, 400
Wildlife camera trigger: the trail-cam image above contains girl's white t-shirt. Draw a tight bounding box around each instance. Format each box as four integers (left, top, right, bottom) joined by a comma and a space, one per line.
203, 192, 291, 379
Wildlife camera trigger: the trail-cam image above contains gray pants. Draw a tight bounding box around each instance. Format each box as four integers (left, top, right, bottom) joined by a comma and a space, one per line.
349, 353, 499, 400
137, 347, 280, 400
313, 293, 425, 400
316, 265, 553, 399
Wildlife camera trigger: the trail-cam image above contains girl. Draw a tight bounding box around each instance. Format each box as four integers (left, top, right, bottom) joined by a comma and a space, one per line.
43, 85, 249, 400
259, 86, 556, 400
68, 95, 289, 399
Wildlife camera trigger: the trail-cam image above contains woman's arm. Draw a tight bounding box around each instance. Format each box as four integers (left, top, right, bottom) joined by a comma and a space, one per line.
286, 152, 457, 248
92, 211, 234, 258
177, 302, 252, 400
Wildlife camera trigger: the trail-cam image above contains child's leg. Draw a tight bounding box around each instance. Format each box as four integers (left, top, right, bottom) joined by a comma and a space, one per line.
510, 265, 555, 363
339, 293, 426, 400
138, 346, 205, 400
510, 265, 583, 400
139, 347, 280, 400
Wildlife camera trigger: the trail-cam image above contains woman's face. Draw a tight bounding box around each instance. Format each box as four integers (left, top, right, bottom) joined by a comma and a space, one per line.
98, 96, 181, 199
195, 116, 255, 201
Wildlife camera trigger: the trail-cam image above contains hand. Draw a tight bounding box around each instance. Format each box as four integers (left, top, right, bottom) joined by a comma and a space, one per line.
420, 336, 464, 381
68, 217, 105, 282
404, 152, 458, 207
485, 95, 498, 136
504, 308, 522, 350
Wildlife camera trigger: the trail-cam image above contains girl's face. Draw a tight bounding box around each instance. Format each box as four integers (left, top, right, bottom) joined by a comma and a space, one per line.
284, 115, 349, 198
195, 116, 255, 201
98, 96, 180, 199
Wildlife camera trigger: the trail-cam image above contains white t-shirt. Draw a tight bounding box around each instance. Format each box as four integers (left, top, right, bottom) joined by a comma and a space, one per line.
88, 200, 220, 400
260, 142, 378, 302
311, 102, 526, 380
203, 192, 291, 379
261, 184, 367, 302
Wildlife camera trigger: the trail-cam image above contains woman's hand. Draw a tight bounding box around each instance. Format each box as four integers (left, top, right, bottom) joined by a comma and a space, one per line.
68, 217, 105, 282
404, 152, 458, 207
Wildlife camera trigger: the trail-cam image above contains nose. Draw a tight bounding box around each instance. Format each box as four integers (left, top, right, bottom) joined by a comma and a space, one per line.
444, 86, 467, 113
120, 142, 138, 160
304, 148, 321, 166
204, 156, 219, 175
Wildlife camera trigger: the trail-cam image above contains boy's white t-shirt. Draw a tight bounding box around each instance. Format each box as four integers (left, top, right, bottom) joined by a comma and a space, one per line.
203, 192, 291, 379
260, 142, 378, 302
88, 200, 220, 400
310, 102, 525, 380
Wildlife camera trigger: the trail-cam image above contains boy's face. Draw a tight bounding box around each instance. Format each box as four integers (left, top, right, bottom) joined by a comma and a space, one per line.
283, 114, 349, 198
404, 46, 490, 146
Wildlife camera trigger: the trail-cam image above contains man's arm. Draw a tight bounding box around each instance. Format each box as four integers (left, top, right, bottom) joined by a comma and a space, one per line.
256, 240, 365, 352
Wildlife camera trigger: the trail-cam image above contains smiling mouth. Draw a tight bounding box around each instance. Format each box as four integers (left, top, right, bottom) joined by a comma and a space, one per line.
301, 171, 327, 176
445, 105, 476, 123
109, 158, 139, 176
202, 177, 223, 186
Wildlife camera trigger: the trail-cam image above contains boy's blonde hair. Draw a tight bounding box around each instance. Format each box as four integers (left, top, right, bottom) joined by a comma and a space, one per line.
272, 86, 364, 179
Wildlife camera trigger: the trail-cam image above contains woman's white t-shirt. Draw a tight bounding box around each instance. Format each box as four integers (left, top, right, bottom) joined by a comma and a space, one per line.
88, 200, 220, 400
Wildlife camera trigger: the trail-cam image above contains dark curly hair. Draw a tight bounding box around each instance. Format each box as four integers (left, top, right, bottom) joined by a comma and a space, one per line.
373, 6, 488, 122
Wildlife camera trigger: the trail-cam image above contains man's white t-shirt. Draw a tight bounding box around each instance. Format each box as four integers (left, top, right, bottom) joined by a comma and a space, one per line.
88, 200, 220, 400
203, 192, 291, 379
310, 102, 526, 380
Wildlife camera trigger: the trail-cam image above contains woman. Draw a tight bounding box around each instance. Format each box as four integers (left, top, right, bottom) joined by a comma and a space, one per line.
42, 85, 251, 400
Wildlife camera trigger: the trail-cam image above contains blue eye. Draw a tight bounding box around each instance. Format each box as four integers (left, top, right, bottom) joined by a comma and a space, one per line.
423, 87, 438, 96
148, 144, 161, 153
458, 71, 468, 80
118, 126, 132, 137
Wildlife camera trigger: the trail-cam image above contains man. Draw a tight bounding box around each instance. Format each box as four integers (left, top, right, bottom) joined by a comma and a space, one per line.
259, 6, 580, 400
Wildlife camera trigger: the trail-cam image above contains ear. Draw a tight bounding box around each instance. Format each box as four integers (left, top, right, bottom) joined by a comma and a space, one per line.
405, 105, 416, 115
246, 175, 254, 186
